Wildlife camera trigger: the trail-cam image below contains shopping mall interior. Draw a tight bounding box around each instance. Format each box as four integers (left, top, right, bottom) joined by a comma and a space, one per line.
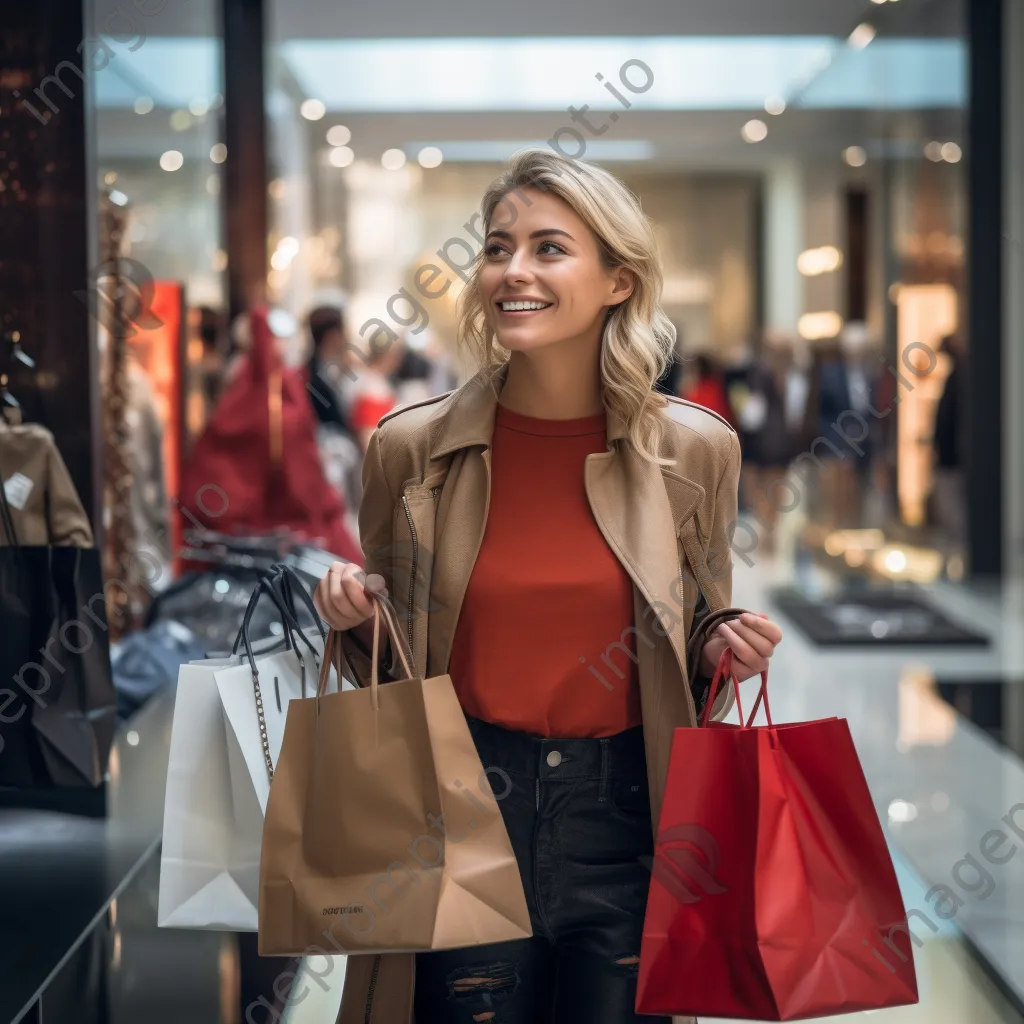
1, 0, 1023, 1020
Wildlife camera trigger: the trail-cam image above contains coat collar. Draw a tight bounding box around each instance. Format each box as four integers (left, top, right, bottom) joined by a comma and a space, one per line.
431, 362, 631, 459
425, 362, 707, 689
429, 362, 701, 524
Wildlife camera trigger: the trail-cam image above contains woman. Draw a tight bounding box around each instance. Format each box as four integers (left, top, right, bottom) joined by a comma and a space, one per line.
314, 150, 782, 1024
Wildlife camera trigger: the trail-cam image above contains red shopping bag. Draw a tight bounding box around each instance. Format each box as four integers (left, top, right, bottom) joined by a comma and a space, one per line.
637, 650, 919, 1020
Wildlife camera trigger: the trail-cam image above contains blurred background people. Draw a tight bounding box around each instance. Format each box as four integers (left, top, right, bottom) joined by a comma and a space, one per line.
682, 353, 734, 424
341, 339, 401, 453
931, 333, 965, 545
305, 306, 364, 537
305, 305, 353, 432
735, 335, 792, 555
654, 323, 685, 397
814, 322, 880, 529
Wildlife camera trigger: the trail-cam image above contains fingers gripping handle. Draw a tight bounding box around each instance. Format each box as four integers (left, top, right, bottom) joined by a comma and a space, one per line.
700, 648, 772, 728
316, 591, 415, 704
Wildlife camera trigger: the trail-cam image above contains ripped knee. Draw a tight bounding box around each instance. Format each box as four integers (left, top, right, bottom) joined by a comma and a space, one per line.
614, 953, 640, 977
445, 961, 519, 1017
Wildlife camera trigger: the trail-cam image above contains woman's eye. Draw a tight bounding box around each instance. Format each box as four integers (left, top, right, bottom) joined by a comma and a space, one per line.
537, 241, 565, 256
484, 243, 508, 258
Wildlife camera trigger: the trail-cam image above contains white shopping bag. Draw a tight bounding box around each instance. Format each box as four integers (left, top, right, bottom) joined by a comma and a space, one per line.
158, 629, 340, 931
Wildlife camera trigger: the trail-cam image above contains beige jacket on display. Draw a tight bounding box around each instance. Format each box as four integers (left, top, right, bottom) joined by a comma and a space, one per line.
0, 424, 93, 547
334, 362, 742, 1024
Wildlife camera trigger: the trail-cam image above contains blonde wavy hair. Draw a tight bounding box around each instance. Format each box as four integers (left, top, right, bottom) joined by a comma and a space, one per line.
457, 149, 676, 464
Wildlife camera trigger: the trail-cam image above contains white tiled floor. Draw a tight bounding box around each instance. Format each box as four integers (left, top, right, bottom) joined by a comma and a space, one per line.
287, 549, 1024, 1023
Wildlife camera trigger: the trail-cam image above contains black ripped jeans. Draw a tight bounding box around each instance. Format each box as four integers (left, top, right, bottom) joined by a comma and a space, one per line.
414, 715, 669, 1024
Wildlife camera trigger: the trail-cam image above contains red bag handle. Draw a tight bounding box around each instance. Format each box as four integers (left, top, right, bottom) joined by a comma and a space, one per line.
700, 647, 772, 728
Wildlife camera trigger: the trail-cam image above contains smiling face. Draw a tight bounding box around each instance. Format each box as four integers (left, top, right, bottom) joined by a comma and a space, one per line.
478, 187, 633, 356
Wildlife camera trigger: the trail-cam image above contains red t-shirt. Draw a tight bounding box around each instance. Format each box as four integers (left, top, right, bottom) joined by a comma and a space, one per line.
448, 405, 642, 739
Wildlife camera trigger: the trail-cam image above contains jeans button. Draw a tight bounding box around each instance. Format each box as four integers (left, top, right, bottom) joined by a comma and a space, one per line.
546, 750, 562, 767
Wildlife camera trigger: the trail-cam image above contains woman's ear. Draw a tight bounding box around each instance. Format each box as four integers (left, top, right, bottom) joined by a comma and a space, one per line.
608, 267, 635, 307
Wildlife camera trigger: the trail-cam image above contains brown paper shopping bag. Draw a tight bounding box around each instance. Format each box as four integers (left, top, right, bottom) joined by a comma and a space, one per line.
258, 594, 532, 956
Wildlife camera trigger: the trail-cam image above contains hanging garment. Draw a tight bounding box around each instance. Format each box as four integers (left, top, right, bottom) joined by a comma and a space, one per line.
179, 308, 362, 565
0, 444, 116, 788
0, 424, 93, 547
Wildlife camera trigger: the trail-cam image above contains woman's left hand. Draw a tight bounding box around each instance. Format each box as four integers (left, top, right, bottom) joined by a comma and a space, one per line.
699, 612, 783, 681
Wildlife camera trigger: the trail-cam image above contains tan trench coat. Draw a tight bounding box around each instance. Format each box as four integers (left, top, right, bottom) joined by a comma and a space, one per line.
334, 363, 741, 1024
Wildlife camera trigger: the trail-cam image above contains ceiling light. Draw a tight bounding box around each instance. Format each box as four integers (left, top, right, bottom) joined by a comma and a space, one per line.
417, 146, 443, 168
797, 246, 844, 276
103, 171, 117, 185
764, 96, 786, 116
328, 145, 354, 168
209, 143, 227, 164
170, 110, 192, 131
300, 98, 326, 120
843, 145, 867, 167
159, 150, 184, 172
924, 141, 944, 162
134, 96, 154, 115
189, 98, 209, 116
870, 0, 888, 4
741, 119, 768, 143
941, 142, 962, 163
798, 311, 843, 340
326, 124, 351, 147
848, 23, 877, 49
381, 148, 407, 170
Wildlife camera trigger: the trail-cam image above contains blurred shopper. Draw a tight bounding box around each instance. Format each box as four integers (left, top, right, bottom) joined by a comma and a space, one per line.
814, 323, 879, 529
683, 354, 734, 424
305, 305, 352, 431
344, 340, 400, 452
305, 306, 364, 537
653, 323, 684, 396
314, 150, 782, 1024
931, 333, 965, 544
737, 338, 790, 555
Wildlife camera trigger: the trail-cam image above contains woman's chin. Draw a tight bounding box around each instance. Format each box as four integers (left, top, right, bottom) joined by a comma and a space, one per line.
493, 329, 559, 354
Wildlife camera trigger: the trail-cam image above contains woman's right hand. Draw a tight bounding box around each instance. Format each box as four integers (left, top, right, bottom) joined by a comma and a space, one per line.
313, 561, 387, 631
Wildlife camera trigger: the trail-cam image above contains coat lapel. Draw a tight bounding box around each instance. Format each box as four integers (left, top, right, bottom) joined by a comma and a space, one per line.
424, 363, 710, 686
584, 447, 698, 688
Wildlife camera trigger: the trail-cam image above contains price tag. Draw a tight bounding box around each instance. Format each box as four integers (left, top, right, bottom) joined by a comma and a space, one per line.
3, 472, 33, 510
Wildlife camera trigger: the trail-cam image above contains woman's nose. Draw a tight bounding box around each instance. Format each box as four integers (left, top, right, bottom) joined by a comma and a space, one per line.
503, 251, 534, 284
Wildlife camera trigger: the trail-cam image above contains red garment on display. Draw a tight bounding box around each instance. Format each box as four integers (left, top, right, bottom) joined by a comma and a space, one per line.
180, 307, 362, 565
637, 650, 919, 1020
449, 405, 641, 738
684, 378, 734, 424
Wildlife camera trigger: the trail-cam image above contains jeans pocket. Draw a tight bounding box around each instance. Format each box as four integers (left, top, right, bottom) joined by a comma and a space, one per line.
606, 778, 652, 823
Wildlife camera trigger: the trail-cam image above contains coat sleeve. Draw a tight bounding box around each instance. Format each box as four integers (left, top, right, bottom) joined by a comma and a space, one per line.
337, 427, 395, 686
45, 435, 94, 548
687, 430, 741, 722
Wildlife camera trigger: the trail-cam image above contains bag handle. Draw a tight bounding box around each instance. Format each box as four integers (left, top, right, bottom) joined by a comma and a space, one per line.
272, 564, 328, 643
241, 574, 323, 783
316, 591, 415, 709
700, 647, 772, 729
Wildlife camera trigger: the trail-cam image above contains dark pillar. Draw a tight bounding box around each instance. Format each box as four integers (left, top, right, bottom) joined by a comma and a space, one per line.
223, 0, 269, 323
966, 0, 1004, 578
0, 0, 101, 525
